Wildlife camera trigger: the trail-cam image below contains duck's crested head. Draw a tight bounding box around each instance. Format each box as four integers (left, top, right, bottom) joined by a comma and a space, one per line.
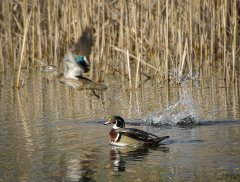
104, 115, 125, 129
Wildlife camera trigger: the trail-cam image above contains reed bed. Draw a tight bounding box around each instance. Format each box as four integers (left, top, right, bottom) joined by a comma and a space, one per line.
0, 0, 239, 88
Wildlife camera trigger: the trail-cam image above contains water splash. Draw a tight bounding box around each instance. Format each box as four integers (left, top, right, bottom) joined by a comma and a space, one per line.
144, 73, 202, 126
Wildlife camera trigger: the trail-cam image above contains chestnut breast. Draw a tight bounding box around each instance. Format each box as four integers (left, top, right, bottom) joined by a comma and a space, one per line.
109, 129, 118, 141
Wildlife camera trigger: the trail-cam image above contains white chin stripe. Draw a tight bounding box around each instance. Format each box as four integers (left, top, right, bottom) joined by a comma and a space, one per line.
113, 125, 119, 129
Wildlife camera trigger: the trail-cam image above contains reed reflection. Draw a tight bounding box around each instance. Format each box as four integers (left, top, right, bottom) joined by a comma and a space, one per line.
66, 157, 96, 182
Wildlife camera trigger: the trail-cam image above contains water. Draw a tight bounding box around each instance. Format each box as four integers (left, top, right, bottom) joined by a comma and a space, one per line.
0, 70, 240, 181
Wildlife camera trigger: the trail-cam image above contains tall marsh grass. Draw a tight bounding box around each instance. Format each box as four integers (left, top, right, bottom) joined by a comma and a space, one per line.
0, 0, 239, 88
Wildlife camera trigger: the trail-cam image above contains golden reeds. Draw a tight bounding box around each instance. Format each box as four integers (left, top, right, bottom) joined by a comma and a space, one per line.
0, 0, 239, 88
16, 11, 32, 88
0, 36, 4, 73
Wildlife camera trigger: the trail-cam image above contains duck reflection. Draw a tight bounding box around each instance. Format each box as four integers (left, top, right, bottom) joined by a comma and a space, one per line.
108, 145, 169, 172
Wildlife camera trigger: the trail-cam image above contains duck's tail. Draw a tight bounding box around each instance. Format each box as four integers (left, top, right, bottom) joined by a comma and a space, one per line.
153, 136, 170, 144
143, 135, 169, 147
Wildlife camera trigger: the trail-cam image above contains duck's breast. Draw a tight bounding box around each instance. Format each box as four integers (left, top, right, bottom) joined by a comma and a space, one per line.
109, 129, 118, 142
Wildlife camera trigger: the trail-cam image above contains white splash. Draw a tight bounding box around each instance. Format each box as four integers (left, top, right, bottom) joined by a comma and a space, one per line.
144, 73, 202, 126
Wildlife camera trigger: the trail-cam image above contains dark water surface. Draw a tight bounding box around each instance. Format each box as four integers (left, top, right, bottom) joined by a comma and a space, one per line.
0, 71, 240, 181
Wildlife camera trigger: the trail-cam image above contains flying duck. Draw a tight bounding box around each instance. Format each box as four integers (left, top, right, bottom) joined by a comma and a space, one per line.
104, 116, 170, 147
41, 27, 107, 91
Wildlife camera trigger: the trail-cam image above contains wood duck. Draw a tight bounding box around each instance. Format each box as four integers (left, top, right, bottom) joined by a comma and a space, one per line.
64, 27, 94, 79
104, 116, 170, 147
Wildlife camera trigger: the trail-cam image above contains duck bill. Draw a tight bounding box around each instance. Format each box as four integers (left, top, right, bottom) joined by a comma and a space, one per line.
104, 120, 111, 125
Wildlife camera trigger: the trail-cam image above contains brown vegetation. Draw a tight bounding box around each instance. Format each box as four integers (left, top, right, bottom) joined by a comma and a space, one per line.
0, 0, 239, 88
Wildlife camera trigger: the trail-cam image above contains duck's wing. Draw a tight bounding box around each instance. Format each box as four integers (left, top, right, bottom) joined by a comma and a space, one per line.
70, 27, 94, 57
75, 75, 108, 91
59, 78, 84, 90
117, 128, 149, 141
75, 75, 93, 82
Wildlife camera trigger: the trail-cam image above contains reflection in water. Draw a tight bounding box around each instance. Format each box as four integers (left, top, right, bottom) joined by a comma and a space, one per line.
66, 159, 95, 182
15, 91, 34, 157
0, 70, 240, 181
108, 146, 170, 173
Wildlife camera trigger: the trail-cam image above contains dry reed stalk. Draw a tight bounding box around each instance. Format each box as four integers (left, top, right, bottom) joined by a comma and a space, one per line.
223, 0, 226, 78
94, 0, 101, 82
133, 1, 139, 58
135, 53, 141, 89
111, 45, 160, 72
188, 2, 193, 76
231, 0, 237, 83
0, 37, 4, 73
226, 55, 230, 81
54, 22, 59, 65
164, 0, 169, 81
16, 12, 32, 88
125, 0, 129, 50
126, 49, 132, 89
200, 34, 203, 75
47, 0, 52, 60
139, 1, 143, 80
71, 1, 77, 42
100, 1, 105, 59
83, 0, 88, 26
3, 1, 13, 63
31, 12, 35, 66
76, 1, 82, 35
119, 0, 124, 48
179, 38, 188, 79
37, 4, 42, 60
177, 22, 183, 76
13, 49, 17, 71
100, 0, 106, 82
211, 1, 215, 65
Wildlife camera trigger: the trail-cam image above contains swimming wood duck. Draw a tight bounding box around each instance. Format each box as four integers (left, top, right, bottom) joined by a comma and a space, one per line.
41, 65, 107, 91
104, 116, 170, 147
64, 27, 94, 79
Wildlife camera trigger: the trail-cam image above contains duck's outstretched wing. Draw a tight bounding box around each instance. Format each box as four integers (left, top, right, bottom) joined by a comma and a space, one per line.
75, 75, 108, 91
70, 27, 94, 57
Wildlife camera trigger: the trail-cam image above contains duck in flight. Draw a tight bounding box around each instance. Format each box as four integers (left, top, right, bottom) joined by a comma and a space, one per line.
41, 27, 107, 91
